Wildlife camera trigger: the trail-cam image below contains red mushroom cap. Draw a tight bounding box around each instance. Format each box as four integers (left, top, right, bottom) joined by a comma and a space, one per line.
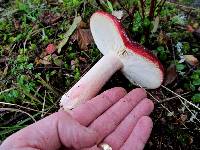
90, 11, 164, 89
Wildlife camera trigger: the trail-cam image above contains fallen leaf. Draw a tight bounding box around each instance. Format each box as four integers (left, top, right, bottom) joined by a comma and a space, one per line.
52, 54, 63, 66
189, 136, 193, 145
79, 56, 87, 63
3, 65, 8, 77
157, 31, 169, 45
13, 18, 20, 30
0, 56, 9, 63
192, 22, 199, 29
57, 16, 82, 53
35, 57, 40, 65
164, 64, 177, 86
46, 44, 56, 54
175, 88, 184, 94
186, 25, 195, 32
35, 55, 51, 65
180, 114, 187, 122
71, 59, 79, 70
75, 29, 94, 50
40, 60, 51, 65
78, 20, 88, 28
39, 11, 61, 25
184, 55, 199, 66
152, 16, 159, 33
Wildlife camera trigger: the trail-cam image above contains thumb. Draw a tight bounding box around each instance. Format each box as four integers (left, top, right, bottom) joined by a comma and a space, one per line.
57, 111, 99, 149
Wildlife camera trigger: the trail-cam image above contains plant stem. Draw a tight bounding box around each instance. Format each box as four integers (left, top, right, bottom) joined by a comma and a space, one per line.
140, 0, 145, 19
149, 0, 156, 21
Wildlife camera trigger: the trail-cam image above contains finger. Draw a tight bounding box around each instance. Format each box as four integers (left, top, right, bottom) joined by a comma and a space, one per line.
57, 111, 99, 149
120, 116, 153, 150
89, 88, 146, 141
70, 87, 127, 126
103, 98, 154, 150
1, 111, 99, 150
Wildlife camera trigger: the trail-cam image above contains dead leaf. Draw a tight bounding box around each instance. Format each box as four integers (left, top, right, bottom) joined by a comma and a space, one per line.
189, 136, 193, 145
46, 44, 56, 54
187, 25, 195, 32
3, 65, 8, 77
192, 22, 199, 29
78, 21, 88, 28
152, 16, 159, 33
39, 11, 61, 25
184, 55, 199, 66
164, 64, 177, 86
57, 16, 82, 53
52, 54, 63, 66
75, 29, 94, 50
35, 55, 51, 65
180, 114, 187, 122
157, 31, 169, 45
71, 59, 79, 70
79, 56, 87, 63
0, 56, 9, 63
35, 57, 40, 65
70, 19, 94, 51
13, 18, 20, 30
175, 88, 184, 94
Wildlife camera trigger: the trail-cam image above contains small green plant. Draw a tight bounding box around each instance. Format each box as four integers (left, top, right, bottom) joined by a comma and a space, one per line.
154, 46, 169, 61
63, 0, 84, 13
101, 0, 114, 13
171, 15, 186, 25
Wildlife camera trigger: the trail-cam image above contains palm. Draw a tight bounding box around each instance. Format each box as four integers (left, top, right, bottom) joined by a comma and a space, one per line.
68, 88, 154, 150
1, 88, 154, 150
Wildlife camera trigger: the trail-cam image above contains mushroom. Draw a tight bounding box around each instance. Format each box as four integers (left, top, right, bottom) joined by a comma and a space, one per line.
60, 11, 164, 110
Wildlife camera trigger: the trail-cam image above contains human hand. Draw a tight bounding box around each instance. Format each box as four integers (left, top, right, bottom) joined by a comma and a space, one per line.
1, 87, 154, 150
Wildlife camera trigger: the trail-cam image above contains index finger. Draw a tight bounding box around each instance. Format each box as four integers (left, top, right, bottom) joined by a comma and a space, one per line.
69, 87, 127, 126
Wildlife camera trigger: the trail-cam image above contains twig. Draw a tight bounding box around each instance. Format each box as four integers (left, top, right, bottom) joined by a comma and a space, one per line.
17, 87, 42, 105
41, 90, 47, 117
136, 84, 176, 117
0, 108, 36, 122
165, 1, 200, 11
147, 91, 175, 116
0, 101, 50, 114
161, 85, 200, 111
149, 0, 156, 20
37, 76, 60, 97
0, 87, 16, 95
159, 92, 190, 103
146, 90, 188, 128
139, 0, 145, 19
179, 98, 200, 123
57, 16, 82, 53
42, 98, 60, 116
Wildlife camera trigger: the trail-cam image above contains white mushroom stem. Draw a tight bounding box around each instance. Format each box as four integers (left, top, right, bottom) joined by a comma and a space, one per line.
60, 54, 123, 110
